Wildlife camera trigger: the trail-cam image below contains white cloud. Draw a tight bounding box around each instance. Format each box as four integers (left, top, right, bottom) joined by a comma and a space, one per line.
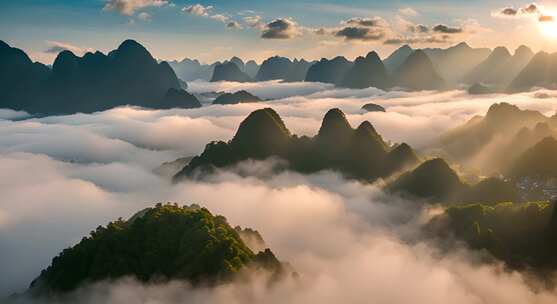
398, 7, 418, 16
103, 0, 168, 16
3, 83, 557, 300
137, 11, 151, 21
182, 3, 213, 17
210, 14, 229, 23
244, 15, 265, 30
44, 41, 92, 55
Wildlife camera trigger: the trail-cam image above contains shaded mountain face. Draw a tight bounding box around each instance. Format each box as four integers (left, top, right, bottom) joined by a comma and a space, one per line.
384, 45, 413, 74
339, 52, 390, 89
508, 51, 557, 92
510, 136, 557, 180
467, 83, 494, 95
255, 56, 313, 82
211, 62, 252, 82
464, 46, 533, 87
392, 50, 445, 90
388, 158, 519, 204
0, 40, 183, 114
244, 60, 260, 78
212, 90, 261, 105
0, 40, 50, 111
440, 102, 551, 165
361, 103, 386, 112
158, 88, 202, 109
423, 42, 491, 84
389, 158, 466, 201
305, 56, 353, 84
428, 201, 557, 272
174, 107, 419, 182
28, 204, 285, 296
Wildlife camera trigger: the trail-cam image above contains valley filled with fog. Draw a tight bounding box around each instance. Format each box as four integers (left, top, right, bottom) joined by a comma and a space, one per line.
3, 81, 557, 303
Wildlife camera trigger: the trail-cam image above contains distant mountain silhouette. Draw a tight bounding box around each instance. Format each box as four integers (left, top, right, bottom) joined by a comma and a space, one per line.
392, 50, 445, 90
211, 62, 252, 82
255, 56, 313, 82
168, 58, 215, 81
158, 88, 201, 109
361, 103, 386, 112
212, 90, 261, 105
244, 60, 259, 78
467, 83, 494, 95
0, 40, 189, 114
305, 56, 353, 84
441, 102, 550, 162
508, 51, 557, 92
384, 45, 413, 74
510, 136, 557, 180
169, 57, 259, 82
464, 46, 533, 86
339, 52, 390, 89
423, 42, 491, 84
174, 108, 419, 182
389, 158, 519, 204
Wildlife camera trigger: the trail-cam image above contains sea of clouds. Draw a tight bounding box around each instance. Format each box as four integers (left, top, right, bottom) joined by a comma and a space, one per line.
3, 81, 557, 302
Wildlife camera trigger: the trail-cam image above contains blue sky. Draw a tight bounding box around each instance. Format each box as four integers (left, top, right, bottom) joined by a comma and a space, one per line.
2, 0, 557, 64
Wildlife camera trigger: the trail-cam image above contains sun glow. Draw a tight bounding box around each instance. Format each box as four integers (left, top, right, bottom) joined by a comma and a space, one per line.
540, 12, 557, 38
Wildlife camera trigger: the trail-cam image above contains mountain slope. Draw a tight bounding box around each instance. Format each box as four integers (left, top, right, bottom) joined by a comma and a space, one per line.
0, 40, 184, 114
211, 62, 252, 82
339, 52, 390, 89
305, 56, 353, 84
508, 51, 557, 92
174, 108, 419, 182
29, 204, 285, 295
392, 50, 445, 90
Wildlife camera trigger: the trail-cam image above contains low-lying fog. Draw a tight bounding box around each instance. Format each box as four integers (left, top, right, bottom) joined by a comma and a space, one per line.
3, 81, 557, 303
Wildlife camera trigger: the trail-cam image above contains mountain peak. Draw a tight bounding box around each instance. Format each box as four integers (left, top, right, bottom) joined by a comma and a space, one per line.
211, 62, 251, 82
365, 51, 381, 61
231, 108, 291, 157
514, 45, 534, 58
118, 39, 144, 49
485, 102, 520, 119
454, 42, 471, 49
356, 121, 379, 135
318, 108, 353, 139
52, 50, 79, 74
492, 46, 511, 57
115, 39, 153, 61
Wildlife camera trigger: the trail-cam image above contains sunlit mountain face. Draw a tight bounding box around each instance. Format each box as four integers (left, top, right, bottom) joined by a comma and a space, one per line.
5, 1, 557, 303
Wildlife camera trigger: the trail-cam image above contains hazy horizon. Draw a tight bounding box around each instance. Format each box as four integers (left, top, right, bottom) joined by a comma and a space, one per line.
3, 1, 557, 64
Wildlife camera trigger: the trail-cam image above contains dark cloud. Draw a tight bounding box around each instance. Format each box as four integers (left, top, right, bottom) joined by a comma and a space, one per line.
501, 8, 518, 16
521, 3, 539, 14
408, 24, 429, 33
227, 21, 242, 29
333, 17, 387, 41
433, 24, 463, 34
495, 3, 542, 18
335, 27, 385, 41
261, 18, 300, 39
344, 17, 385, 27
